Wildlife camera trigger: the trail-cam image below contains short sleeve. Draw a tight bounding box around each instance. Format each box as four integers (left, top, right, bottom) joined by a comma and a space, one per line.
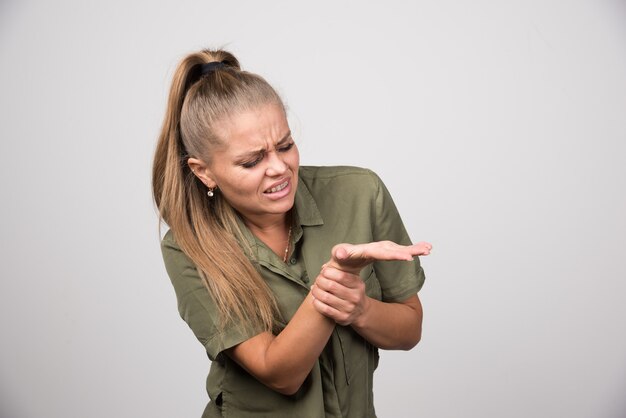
370, 172, 426, 301
161, 231, 263, 361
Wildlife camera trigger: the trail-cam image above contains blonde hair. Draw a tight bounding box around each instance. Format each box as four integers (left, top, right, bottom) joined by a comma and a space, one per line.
152, 49, 283, 332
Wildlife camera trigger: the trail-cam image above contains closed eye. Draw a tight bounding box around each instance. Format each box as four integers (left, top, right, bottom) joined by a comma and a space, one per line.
278, 141, 294, 152
239, 138, 294, 169
241, 153, 264, 168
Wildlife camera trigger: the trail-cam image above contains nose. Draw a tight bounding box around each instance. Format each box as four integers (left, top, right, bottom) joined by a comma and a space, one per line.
265, 150, 288, 177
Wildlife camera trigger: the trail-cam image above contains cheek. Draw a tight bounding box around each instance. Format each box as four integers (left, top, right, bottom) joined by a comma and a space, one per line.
290, 147, 301, 167
231, 171, 265, 196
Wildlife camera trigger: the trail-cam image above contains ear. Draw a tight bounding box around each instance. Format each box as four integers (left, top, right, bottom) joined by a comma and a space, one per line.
187, 157, 218, 188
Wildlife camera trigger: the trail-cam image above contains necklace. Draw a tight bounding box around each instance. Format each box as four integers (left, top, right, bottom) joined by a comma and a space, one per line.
283, 225, 292, 263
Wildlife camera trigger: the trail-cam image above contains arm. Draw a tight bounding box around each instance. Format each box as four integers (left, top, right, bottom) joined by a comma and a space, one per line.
227, 292, 334, 396
162, 234, 334, 396
352, 294, 423, 350
228, 241, 431, 393
313, 268, 423, 350
311, 241, 431, 349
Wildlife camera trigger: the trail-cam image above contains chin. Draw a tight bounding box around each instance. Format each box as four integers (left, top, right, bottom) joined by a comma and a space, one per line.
274, 200, 296, 214
269, 196, 296, 214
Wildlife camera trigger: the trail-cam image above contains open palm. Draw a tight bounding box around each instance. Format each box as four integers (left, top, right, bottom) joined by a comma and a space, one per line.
328, 240, 432, 274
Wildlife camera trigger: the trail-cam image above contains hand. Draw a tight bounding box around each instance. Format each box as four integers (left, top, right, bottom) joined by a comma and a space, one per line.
327, 240, 432, 275
311, 266, 368, 326
311, 240, 432, 325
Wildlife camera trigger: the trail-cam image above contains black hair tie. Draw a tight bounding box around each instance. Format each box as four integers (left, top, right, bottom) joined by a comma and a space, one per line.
200, 61, 226, 75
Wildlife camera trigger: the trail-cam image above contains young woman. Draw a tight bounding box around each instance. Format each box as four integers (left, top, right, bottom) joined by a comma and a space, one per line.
152, 49, 432, 418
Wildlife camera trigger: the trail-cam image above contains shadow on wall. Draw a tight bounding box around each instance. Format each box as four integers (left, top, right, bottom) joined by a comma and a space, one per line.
0, 399, 25, 418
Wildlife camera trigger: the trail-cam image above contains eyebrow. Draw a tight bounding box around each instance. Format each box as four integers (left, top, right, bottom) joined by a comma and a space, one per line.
235, 130, 292, 161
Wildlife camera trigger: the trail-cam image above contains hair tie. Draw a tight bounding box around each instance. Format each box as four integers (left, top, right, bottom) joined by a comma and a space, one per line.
200, 61, 226, 75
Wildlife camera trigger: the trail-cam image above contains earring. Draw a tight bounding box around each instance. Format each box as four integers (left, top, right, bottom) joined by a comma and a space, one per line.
207, 187, 215, 198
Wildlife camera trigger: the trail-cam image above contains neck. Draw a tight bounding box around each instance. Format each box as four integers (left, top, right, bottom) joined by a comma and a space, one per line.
243, 212, 289, 237
243, 211, 292, 261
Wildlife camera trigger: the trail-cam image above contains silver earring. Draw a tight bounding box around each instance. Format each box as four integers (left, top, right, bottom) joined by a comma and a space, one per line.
207, 187, 214, 198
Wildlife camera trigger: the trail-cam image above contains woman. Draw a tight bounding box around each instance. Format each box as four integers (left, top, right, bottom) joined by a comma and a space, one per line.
152, 49, 431, 418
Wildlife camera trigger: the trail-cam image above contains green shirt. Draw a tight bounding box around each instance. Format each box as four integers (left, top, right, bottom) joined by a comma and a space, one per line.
161, 166, 425, 418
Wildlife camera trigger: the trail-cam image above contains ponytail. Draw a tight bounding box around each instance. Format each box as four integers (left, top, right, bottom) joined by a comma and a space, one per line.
152, 49, 283, 332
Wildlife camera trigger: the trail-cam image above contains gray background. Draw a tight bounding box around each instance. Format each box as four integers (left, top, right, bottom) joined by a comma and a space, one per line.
1, 1, 625, 417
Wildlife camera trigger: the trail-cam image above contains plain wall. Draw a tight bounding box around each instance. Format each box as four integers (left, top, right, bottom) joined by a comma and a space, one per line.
1, 1, 625, 417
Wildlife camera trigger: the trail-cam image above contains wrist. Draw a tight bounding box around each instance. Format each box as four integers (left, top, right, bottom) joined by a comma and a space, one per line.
351, 296, 373, 329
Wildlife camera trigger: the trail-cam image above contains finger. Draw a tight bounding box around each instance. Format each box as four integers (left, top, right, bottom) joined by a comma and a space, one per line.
408, 242, 433, 256
334, 245, 350, 261
320, 267, 362, 288
414, 241, 432, 249
359, 241, 414, 261
332, 243, 372, 262
367, 241, 433, 259
311, 284, 358, 312
314, 270, 364, 299
312, 298, 351, 325
315, 276, 361, 301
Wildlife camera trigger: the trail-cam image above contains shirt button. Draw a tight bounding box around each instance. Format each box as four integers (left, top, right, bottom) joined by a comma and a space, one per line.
289, 258, 297, 265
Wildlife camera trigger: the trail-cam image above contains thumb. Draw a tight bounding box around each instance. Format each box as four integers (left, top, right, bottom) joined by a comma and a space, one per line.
333, 245, 350, 261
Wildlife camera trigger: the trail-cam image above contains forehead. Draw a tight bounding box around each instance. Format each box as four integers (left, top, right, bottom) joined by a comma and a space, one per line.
214, 103, 288, 152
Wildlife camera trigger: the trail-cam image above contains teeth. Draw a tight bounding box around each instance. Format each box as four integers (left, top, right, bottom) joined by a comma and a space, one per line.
266, 181, 288, 193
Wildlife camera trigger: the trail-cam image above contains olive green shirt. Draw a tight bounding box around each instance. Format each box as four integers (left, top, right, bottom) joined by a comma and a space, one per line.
161, 166, 425, 418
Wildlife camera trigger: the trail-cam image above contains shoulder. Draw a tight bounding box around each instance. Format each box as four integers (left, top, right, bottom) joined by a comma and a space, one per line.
161, 229, 180, 249
297, 166, 388, 223
160, 229, 195, 278
299, 165, 379, 181
162, 228, 176, 245
299, 165, 383, 195
161, 228, 181, 252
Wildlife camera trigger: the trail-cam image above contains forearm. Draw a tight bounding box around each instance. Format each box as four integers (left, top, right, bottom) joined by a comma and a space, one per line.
229, 292, 335, 395
351, 295, 422, 350
265, 293, 335, 389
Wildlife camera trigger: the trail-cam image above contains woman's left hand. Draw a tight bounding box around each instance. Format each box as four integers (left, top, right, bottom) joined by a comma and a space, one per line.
311, 265, 370, 326
327, 240, 432, 275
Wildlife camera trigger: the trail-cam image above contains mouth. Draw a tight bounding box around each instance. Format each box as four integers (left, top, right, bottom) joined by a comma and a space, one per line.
263, 179, 289, 194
